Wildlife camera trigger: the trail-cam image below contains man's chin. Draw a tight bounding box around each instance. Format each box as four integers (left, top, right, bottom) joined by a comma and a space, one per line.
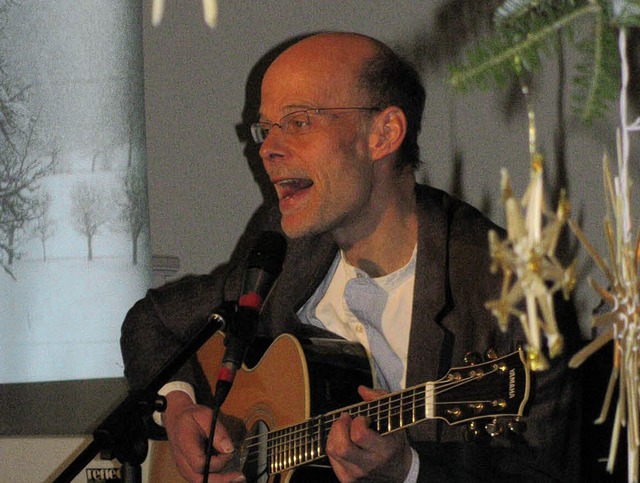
280, 224, 311, 239
280, 217, 323, 240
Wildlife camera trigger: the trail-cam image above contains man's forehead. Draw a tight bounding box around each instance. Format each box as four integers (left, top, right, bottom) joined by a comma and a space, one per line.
267, 52, 356, 83
259, 47, 368, 113
271, 35, 373, 72
258, 75, 359, 119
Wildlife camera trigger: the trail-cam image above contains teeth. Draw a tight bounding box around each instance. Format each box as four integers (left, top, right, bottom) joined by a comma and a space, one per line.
275, 178, 313, 199
277, 179, 312, 189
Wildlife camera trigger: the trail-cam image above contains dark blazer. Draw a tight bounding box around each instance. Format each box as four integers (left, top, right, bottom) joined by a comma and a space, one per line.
121, 184, 581, 481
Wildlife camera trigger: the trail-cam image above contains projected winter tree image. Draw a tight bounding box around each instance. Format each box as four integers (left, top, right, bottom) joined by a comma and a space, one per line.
0, 1, 152, 383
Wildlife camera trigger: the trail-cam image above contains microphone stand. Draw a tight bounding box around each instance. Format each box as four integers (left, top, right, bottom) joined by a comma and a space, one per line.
52, 303, 236, 483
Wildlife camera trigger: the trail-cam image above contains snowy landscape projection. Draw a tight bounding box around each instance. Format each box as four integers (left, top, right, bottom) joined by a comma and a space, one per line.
0, 1, 152, 383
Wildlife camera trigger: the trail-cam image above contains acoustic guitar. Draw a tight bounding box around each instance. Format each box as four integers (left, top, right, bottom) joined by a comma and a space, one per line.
149, 332, 530, 482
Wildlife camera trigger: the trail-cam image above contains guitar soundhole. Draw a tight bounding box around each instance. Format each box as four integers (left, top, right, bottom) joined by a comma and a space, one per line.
242, 420, 269, 483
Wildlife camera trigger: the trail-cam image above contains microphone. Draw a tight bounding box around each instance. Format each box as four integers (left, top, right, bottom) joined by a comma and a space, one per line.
213, 231, 287, 405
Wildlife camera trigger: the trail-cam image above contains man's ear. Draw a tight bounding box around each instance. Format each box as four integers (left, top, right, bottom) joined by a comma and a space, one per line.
368, 106, 407, 161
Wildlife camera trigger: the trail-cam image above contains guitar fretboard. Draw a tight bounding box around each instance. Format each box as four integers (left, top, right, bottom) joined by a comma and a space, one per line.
266, 382, 435, 474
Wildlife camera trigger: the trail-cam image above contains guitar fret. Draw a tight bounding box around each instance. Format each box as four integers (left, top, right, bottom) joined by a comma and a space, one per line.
291, 425, 296, 467
282, 427, 287, 468
311, 418, 317, 460
268, 432, 274, 474
278, 429, 284, 472
276, 428, 282, 472
319, 415, 326, 458
285, 426, 290, 469
278, 430, 283, 471
268, 431, 275, 474
273, 432, 278, 473
317, 416, 324, 459
411, 387, 417, 424
285, 426, 292, 468
390, 393, 399, 431
384, 399, 389, 431
296, 427, 300, 465
288, 425, 293, 467
292, 425, 297, 465
294, 423, 301, 465
404, 387, 416, 425
384, 400, 389, 431
370, 400, 377, 431
276, 429, 282, 472
304, 418, 311, 463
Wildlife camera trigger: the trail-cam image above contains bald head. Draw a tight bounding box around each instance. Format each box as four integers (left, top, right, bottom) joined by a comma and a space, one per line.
261, 32, 425, 170
276, 32, 381, 63
263, 33, 380, 107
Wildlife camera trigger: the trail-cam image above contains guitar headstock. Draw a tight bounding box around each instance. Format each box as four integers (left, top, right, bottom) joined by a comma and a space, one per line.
433, 348, 530, 432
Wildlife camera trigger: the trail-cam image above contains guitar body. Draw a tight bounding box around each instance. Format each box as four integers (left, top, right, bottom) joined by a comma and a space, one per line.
149, 332, 374, 482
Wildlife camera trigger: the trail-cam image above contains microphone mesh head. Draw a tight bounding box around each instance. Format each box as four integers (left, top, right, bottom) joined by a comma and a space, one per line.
246, 231, 287, 275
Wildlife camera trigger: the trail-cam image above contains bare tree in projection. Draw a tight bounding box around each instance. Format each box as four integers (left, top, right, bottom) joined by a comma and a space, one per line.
111, 162, 148, 265
0, 109, 52, 276
30, 190, 55, 261
70, 181, 108, 261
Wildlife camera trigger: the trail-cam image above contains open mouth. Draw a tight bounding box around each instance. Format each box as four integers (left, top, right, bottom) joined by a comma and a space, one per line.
275, 178, 314, 199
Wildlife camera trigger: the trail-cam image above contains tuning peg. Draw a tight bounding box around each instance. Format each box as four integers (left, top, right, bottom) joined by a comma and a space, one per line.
154, 395, 167, 412
485, 418, 504, 437
464, 421, 489, 443
464, 351, 483, 365
507, 418, 527, 434
485, 348, 498, 360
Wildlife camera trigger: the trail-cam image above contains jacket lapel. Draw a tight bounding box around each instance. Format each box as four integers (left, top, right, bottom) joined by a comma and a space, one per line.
406, 186, 452, 441
260, 232, 338, 336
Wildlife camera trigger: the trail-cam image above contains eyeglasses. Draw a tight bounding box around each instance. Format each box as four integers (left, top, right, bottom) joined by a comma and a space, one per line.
250, 106, 381, 144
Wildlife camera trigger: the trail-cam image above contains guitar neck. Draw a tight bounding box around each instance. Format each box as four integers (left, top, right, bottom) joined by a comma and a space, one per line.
329, 382, 434, 434
266, 382, 433, 474
263, 349, 527, 475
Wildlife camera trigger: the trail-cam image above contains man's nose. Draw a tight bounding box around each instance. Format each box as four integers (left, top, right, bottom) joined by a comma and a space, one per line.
259, 125, 287, 161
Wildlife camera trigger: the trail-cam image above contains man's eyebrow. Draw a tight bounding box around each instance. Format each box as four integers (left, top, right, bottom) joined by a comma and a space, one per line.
258, 104, 315, 120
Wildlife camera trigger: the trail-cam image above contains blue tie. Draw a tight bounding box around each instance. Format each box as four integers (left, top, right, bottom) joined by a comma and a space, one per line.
344, 277, 404, 391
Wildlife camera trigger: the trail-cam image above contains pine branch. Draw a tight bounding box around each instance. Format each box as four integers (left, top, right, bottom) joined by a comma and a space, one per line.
494, 0, 543, 28
446, 1, 638, 121
572, 15, 620, 121
449, 3, 601, 92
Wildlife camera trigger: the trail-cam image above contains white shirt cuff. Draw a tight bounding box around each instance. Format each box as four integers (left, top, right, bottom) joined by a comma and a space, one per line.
152, 381, 196, 427
403, 447, 420, 483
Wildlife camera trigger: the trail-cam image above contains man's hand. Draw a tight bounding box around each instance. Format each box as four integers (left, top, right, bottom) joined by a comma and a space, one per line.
162, 391, 245, 483
325, 386, 413, 482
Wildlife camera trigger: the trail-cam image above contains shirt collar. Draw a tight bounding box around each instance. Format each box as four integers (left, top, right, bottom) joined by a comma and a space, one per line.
338, 245, 417, 291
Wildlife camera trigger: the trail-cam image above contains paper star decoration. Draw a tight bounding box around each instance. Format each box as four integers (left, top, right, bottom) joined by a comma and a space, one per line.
485, 155, 577, 371
568, 148, 640, 476
567, 29, 640, 480
151, 0, 218, 29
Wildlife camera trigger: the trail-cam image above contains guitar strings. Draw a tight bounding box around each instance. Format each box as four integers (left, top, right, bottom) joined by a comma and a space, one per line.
239, 367, 500, 468
234, 365, 506, 472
